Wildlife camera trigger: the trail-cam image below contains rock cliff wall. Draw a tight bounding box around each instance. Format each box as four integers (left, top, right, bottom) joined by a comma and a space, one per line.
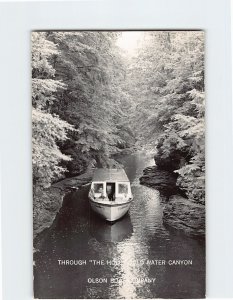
33, 170, 93, 241
140, 166, 205, 236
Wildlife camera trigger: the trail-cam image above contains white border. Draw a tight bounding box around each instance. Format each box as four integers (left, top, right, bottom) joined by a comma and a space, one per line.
0, 0, 232, 299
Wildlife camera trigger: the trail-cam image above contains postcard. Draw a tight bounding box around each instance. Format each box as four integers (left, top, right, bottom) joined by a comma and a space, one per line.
32, 30, 205, 299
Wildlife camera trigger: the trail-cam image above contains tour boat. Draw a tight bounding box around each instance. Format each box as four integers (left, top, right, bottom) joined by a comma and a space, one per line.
88, 168, 133, 222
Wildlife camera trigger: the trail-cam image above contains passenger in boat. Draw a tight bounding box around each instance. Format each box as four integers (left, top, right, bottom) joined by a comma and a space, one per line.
98, 187, 105, 199
106, 184, 115, 201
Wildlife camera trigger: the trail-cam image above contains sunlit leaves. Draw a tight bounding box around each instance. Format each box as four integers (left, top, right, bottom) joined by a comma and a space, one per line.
32, 78, 66, 108
127, 31, 205, 202
32, 31, 74, 187
47, 31, 133, 174
31, 32, 59, 78
32, 108, 74, 187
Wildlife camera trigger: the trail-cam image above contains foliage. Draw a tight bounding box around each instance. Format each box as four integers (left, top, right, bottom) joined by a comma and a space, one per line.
47, 31, 135, 174
127, 32, 205, 202
32, 30, 205, 204
32, 108, 74, 187
32, 31, 135, 187
32, 32, 74, 188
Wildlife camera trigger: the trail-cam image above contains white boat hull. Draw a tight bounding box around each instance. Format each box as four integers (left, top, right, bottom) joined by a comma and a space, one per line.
89, 199, 133, 222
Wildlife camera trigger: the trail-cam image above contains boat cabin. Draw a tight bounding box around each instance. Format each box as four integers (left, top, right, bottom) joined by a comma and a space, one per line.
90, 168, 132, 201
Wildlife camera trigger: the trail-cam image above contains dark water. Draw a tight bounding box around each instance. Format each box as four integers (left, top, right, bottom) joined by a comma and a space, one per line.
34, 153, 205, 299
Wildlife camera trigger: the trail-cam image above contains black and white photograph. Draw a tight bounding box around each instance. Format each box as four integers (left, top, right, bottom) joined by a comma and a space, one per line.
32, 30, 205, 299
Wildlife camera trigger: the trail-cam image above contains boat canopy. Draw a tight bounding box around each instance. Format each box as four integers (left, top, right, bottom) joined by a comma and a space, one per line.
92, 168, 129, 182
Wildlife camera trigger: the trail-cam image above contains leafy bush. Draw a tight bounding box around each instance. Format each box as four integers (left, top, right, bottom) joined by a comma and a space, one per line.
127, 32, 205, 202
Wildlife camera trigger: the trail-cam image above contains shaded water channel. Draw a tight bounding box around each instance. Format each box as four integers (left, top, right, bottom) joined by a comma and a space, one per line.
34, 152, 205, 299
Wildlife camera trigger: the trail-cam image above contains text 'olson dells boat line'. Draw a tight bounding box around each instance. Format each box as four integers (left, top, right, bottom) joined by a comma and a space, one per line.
88, 168, 133, 222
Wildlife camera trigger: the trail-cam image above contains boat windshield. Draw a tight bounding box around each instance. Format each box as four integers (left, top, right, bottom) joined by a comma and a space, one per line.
118, 183, 128, 194
93, 183, 104, 194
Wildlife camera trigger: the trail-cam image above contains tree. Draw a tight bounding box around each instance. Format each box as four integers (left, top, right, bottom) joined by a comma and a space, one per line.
47, 31, 134, 175
126, 31, 205, 202
32, 32, 74, 188
32, 108, 74, 187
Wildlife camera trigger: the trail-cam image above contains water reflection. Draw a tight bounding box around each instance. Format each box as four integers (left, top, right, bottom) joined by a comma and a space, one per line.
34, 152, 205, 299
89, 212, 133, 243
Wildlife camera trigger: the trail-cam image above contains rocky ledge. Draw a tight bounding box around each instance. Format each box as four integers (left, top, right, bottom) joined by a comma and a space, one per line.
33, 169, 93, 240
139, 166, 179, 197
163, 195, 205, 236
140, 166, 205, 237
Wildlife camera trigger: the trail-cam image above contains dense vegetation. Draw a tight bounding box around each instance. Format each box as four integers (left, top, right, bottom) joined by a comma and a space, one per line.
127, 31, 205, 203
32, 31, 204, 205
32, 31, 134, 191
